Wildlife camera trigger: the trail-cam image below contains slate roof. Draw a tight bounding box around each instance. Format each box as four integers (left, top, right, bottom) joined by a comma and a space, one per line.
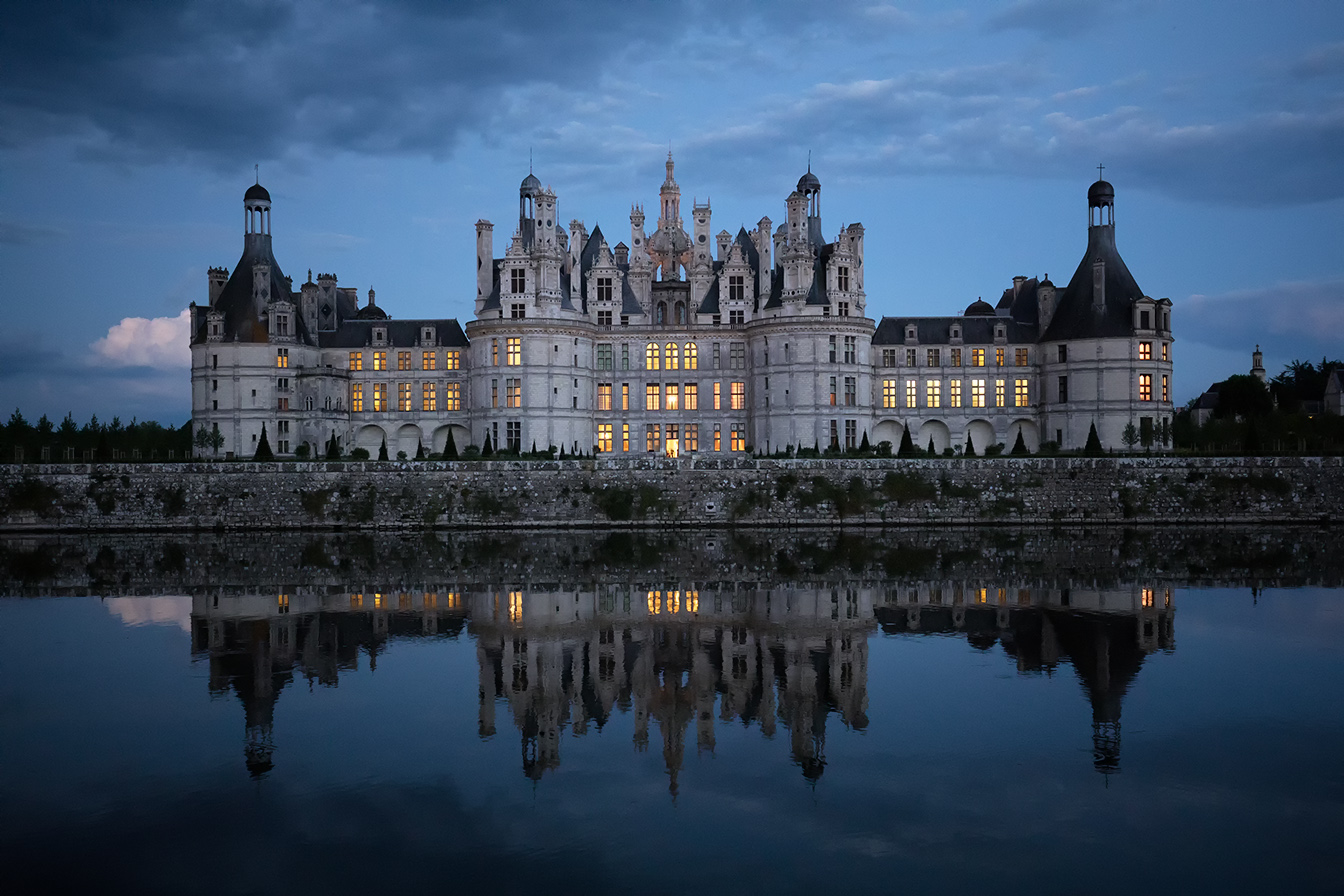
1040, 223, 1145, 342
872, 315, 1035, 345
318, 318, 468, 349
193, 235, 314, 346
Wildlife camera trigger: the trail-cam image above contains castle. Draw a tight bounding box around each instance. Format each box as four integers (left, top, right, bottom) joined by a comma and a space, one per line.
189, 157, 1174, 458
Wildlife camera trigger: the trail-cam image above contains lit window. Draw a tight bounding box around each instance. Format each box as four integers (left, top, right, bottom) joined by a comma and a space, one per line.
713, 382, 721, 410
646, 384, 660, 411
951, 348, 962, 367
995, 347, 1005, 367
1015, 348, 1028, 366
398, 382, 412, 411
684, 384, 698, 410
949, 380, 962, 408
666, 383, 680, 411
351, 593, 363, 608
423, 351, 436, 370
684, 342, 697, 369
398, 351, 411, 371
506, 378, 521, 408
731, 381, 745, 410
646, 424, 660, 453
830, 376, 837, 406
730, 425, 745, 451
622, 423, 630, 452
1142, 588, 1154, 608
971, 379, 986, 408
1162, 343, 1169, 362
372, 383, 387, 411
713, 424, 722, 451
621, 383, 629, 410
1139, 374, 1152, 401
665, 424, 679, 457
351, 383, 364, 412
905, 379, 917, 408
491, 339, 499, 366
1015, 379, 1029, 407
972, 348, 985, 367
506, 337, 521, 366
422, 383, 436, 411
882, 379, 898, 408
646, 343, 660, 370
349, 351, 362, 371
445, 350, 460, 370
1139, 341, 1152, 361
598, 383, 612, 411
276, 348, 289, 368
444, 383, 461, 411
994, 379, 1005, 407
372, 351, 386, 371
597, 424, 613, 452
906, 348, 916, 366
666, 342, 680, 370
926, 380, 941, 408
1162, 375, 1169, 402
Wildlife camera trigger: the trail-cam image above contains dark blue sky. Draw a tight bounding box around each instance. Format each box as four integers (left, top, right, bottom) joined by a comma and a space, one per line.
2, 0, 1341, 424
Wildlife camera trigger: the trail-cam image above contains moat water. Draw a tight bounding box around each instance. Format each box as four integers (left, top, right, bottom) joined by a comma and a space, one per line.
1, 528, 1340, 895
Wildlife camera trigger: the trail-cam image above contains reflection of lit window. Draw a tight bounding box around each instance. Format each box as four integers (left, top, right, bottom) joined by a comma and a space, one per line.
508, 591, 522, 622
351, 593, 363, 608
374, 593, 383, 609
669, 591, 680, 614
687, 591, 699, 613
1142, 588, 1155, 608
277, 594, 289, 613
997, 588, 1006, 605
647, 591, 661, 614
977, 588, 987, 604
446, 592, 460, 609
1164, 588, 1171, 608
425, 593, 437, 608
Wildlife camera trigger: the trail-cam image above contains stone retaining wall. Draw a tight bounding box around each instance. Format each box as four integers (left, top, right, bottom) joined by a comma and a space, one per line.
1, 456, 1339, 531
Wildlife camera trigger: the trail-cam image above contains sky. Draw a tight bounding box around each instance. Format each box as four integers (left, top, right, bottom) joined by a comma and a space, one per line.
1, 0, 1341, 426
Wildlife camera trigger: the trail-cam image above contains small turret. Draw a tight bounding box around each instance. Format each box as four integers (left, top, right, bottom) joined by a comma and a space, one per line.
1252, 345, 1266, 383
208, 267, 228, 306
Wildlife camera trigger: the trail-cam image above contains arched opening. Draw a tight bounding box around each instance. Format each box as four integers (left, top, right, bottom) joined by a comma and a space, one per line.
873, 419, 902, 453
356, 424, 387, 454
432, 424, 470, 455
1007, 419, 1040, 453
395, 423, 422, 458
656, 302, 667, 325
965, 419, 996, 454
917, 420, 951, 455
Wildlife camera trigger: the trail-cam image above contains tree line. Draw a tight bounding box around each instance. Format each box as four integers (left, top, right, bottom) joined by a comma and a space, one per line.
0, 411, 191, 462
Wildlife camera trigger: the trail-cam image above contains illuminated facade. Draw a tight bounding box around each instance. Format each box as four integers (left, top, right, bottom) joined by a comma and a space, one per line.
189, 162, 1173, 457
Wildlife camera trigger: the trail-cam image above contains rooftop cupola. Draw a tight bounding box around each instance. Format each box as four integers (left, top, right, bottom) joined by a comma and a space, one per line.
1088, 165, 1114, 228
797, 164, 821, 218
244, 173, 272, 251
519, 167, 543, 249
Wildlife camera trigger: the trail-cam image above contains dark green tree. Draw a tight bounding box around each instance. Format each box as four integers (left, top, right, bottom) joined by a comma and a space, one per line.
964, 433, 976, 457
860, 431, 870, 452
482, 431, 493, 456
377, 436, 389, 461
445, 429, 459, 459
1215, 374, 1273, 419
415, 440, 426, 460
1121, 422, 1139, 451
1084, 422, 1103, 455
254, 424, 274, 461
326, 433, 340, 459
1011, 430, 1028, 455
897, 426, 916, 457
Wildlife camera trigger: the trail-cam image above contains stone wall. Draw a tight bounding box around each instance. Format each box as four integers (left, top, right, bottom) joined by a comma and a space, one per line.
0, 456, 1340, 532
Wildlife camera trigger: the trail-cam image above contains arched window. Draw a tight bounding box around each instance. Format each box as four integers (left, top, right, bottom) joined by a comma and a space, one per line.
666, 342, 680, 370
684, 342, 698, 370
675, 302, 686, 325
645, 342, 660, 371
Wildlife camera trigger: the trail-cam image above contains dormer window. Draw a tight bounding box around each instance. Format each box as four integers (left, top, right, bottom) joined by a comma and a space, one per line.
950, 325, 961, 340
373, 327, 387, 344
837, 266, 850, 292
422, 327, 434, 343
274, 314, 289, 336
597, 277, 613, 302
511, 269, 526, 293
995, 325, 1006, 340
906, 326, 917, 342
728, 276, 744, 302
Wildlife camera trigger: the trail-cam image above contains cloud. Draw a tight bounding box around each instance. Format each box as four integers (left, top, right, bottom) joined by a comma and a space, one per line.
987, 0, 1114, 37
0, 222, 67, 245
91, 309, 191, 369
1181, 279, 1344, 363
105, 596, 193, 632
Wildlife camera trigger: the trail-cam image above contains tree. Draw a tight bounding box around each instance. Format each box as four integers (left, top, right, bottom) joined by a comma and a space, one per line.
1084, 422, 1103, 456
860, 431, 870, 452
964, 433, 976, 457
1011, 430, 1028, 455
193, 427, 209, 457
326, 433, 340, 459
254, 424, 274, 461
1244, 419, 1262, 455
1159, 417, 1171, 448
445, 429, 459, 459
482, 431, 493, 456
377, 436, 389, 461
1215, 374, 1272, 419
897, 426, 916, 457
415, 440, 426, 460
1121, 422, 1139, 451
927, 436, 936, 455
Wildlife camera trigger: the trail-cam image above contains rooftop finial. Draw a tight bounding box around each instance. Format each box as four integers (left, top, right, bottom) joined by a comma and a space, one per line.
255, 164, 259, 184
529, 147, 533, 174
808, 150, 811, 173
1097, 161, 1105, 180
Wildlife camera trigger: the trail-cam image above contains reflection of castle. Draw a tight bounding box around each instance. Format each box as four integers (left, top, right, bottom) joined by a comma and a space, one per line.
191, 581, 1173, 781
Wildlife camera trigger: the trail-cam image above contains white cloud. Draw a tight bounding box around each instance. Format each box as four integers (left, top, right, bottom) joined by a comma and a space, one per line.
91, 308, 191, 369
105, 596, 193, 632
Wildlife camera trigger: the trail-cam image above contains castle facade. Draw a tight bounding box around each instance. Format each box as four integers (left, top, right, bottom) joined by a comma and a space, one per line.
189, 158, 1174, 458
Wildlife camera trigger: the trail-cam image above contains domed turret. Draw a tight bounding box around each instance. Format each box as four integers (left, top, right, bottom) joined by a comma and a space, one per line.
797, 170, 820, 193
245, 182, 271, 203
964, 298, 996, 316
1088, 179, 1114, 206
520, 172, 542, 196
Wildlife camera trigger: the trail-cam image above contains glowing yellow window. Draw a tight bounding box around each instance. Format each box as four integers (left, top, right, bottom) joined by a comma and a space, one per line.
994, 379, 1005, 407
665, 383, 679, 410
597, 383, 612, 410
348, 351, 363, 371
597, 424, 613, 452
1142, 588, 1155, 608
684, 343, 698, 369
926, 380, 941, 408
882, 379, 898, 408
506, 337, 521, 366
666, 342, 680, 370
445, 350, 460, 370
905, 379, 917, 408
730, 381, 745, 410
372, 383, 387, 411
646, 384, 660, 411
444, 382, 461, 411
713, 382, 721, 410
276, 348, 289, 369
684, 384, 698, 410
372, 351, 387, 371
949, 380, 962, 408
351, 383, 364, 412
422, 383, 436, 411
972, 348, 985, 367
422, 351, 436, 370
1014, 379, 1029, 407
646, 342, 660, 370
995, 347, 1005, 367
1139, 341, 1152, 361
351, 593, 363, 608
398, 382, 412, 411
648, 591, 661, 614
1139, 374, 1153, 401
398, 351, 411, 370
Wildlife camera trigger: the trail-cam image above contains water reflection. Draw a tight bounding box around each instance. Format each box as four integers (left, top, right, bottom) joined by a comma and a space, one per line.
191, 578, 1174, 784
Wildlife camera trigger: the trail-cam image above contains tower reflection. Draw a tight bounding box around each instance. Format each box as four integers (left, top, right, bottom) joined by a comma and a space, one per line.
192, 580, 1173, 783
